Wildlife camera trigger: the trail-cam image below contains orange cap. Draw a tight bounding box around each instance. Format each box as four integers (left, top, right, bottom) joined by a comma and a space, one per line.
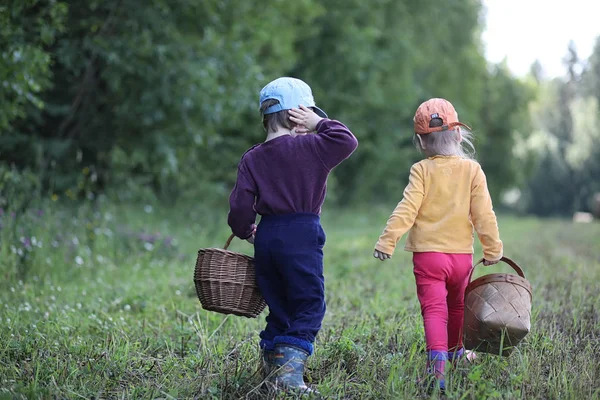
413, 98, 471, 134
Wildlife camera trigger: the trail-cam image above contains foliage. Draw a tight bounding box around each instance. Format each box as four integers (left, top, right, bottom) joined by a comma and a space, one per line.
0, 0, 533, 207
0, 0, 67, 131
519, 39, 600, 216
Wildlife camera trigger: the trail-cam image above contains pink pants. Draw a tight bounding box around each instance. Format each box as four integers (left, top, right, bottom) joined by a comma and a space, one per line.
413, 252, 473, 352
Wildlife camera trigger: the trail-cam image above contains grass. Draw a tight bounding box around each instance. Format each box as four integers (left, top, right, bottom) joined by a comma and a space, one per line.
0, 201, 599, 399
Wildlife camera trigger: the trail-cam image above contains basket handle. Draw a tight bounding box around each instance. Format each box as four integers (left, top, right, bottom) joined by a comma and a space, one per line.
468, 256, 526, 283
223, 234, 235, 250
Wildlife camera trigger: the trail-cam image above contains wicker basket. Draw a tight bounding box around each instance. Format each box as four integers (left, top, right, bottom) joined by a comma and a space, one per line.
194, 234, 266, 318
463, 257, 532, 356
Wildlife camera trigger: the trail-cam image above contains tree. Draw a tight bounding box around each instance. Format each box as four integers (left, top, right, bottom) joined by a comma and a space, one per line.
2, 0, 322, 199
0, 1, 66, 131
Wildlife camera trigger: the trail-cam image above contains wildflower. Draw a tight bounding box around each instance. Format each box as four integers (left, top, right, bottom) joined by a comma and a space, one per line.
75, 256, 84, 266
124, 304, 131, 311
140, 233, 156, 243
20, 237, 32, 250
144, 242, 154, 251
144, 205, 153, 214
51, 194, 58, 202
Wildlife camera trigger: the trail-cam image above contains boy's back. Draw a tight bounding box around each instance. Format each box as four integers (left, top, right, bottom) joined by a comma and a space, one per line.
228, 119, 357, 238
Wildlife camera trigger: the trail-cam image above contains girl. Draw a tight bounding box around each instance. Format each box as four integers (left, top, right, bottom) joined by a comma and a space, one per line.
373, 98, 503, 392
228, 77, 358, 392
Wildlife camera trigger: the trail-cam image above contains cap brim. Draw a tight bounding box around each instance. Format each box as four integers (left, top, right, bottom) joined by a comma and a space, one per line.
313, 106, 328, 118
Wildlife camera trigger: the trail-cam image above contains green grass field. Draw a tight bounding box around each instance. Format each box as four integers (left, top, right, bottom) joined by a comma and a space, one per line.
1, 203, 599, 399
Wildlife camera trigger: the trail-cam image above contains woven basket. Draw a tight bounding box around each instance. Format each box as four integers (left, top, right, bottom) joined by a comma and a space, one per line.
463, 257, 532, 356
194, 234, 266, 318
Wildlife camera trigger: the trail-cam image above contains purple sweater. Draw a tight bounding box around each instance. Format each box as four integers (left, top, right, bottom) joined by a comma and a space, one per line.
228, 119, 358, 239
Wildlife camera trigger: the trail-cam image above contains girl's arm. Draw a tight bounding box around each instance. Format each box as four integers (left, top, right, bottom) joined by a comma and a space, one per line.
470, 165, 503, 261
375, 164, 425, 255
227, 162, 257, 239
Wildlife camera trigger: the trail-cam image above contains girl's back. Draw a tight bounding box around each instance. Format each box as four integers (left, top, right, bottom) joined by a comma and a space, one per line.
405, 156, 494, 255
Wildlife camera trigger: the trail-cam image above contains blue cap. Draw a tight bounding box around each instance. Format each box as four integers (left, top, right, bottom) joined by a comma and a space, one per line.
259, 77, 328, 118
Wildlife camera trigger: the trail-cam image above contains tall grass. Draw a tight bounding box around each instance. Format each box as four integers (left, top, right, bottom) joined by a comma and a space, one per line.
0, 200, 599, 399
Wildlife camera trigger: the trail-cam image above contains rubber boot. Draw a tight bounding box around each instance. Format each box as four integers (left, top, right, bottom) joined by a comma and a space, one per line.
271, 344, 315, 394
448, 348, 464, 365
448, 348, 477, 366
425, 350, 446, 394
261, 348, 275, 378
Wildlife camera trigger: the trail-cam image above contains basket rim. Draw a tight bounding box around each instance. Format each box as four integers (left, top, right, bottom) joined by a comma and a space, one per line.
197, 247, 253, 259
465, 273, 532, 299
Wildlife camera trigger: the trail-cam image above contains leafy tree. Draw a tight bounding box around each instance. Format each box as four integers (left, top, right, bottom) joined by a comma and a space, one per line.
0, 0, 533, 209
0, 1, 66, 132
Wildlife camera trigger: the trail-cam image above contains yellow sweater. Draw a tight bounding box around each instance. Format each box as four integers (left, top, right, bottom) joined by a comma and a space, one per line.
375, 156, 503, 260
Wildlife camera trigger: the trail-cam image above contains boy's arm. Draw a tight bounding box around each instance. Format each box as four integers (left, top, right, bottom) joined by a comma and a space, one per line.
470, 165, 503, 261
288, 105, 357, 169
311, 118, 359, 170
227, 161, 257, 239
375, 164, 425, 255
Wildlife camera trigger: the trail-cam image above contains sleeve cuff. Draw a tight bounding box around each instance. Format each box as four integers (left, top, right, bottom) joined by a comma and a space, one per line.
483, 253, 503, 262
374, 243, 395, 255
315, 118, 330, 132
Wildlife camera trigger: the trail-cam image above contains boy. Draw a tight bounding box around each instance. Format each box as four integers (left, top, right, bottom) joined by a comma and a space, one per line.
228, 77, 358, 392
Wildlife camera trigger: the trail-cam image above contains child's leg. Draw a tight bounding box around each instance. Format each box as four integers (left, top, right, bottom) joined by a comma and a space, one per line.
272, 219, 326, 355
413, 252, 453, 389
254, 227, 289, 352
413, 252, 450, 352
446, 253, 473, 354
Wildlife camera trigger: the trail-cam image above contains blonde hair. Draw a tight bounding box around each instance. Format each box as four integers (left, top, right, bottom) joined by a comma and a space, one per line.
413, 116, 475, 159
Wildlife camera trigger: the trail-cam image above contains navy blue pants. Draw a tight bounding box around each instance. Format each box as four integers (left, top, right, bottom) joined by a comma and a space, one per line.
254, 213, 326, 355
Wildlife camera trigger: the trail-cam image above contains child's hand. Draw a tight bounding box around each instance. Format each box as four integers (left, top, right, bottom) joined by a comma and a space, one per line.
289, 105, 323, 133
373, 249, 391, 261
483, 259, 499, 266
246, 224, 257, 245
